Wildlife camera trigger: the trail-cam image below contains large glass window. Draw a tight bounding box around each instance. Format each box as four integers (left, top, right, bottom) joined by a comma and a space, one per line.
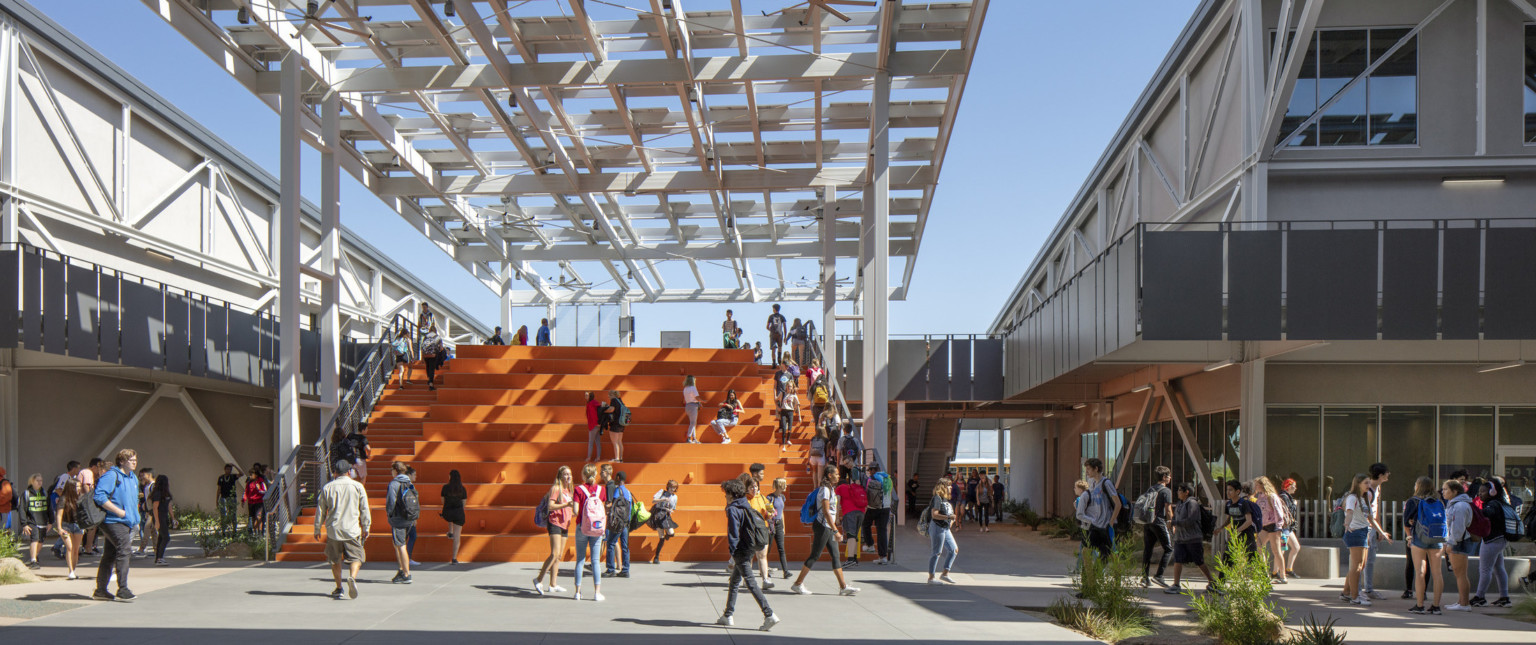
1500, 407, 1536, 445
1525, 26, 1536, 143
1439, 406, 1495, 480
1322, 407, 1378, 503
1279, 28, 1417, 147
1379, 406, 1435, 501
1267, 407, 1321, 501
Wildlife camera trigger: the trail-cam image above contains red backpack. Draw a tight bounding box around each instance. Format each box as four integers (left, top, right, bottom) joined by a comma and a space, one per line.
244, 478, 267, 505
1466, 499, 1492, 539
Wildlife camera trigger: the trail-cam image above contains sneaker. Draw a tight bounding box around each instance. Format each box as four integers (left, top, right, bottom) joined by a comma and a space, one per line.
550, 585, 567, 594
532, 580, 545, 596
1365, 590, 1385, 600
409, 560, 421, 567
791, 583, 811, 595
594, 592, 605, 602
1429, 605, 1442, 615
66, 572, 77, 580
939, 575, 956, 584
782, 571, 792, 580
928, 578, 942, 585
760, 613, 781, 632
1445, 603, 1470, 612
391, 571, 404, 583
1163, 585, 1184, 594
92, 590, 114, 601
330, 587, 345, 599
347, 574, 357, 599
1401, 590, 1415, 600
26, 560, 40, 570
874, 558, 889, 565
716, 615, 734, 627
572, 588, 582, 600
1338, 594, 1352, 603
1469, 596, 1487, 607
862, 546, 877, 554
1408, 605, 1426, 614
604, 569, 616, 576
1492, 597, 1512, 608
839, 585, 860, 596
1208, 584, 1222, 595
1152, 575, 1166, 587
1286, 569, 1297, 579
155, 559, 167, 566
844, 559, 860, 568
1273, 577, 1287, 584
398, 575, 412, 585
722, 438, 731, 444
1140, 577, 1150, 588
762, 579, 775, 589
616, 571, 629, 578
1350, 597, 1370, 606
116, 588, 136, 601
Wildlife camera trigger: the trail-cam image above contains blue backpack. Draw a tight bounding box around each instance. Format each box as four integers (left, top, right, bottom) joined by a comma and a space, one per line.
799, 487, 823, 525
1413, 497, 1448, 548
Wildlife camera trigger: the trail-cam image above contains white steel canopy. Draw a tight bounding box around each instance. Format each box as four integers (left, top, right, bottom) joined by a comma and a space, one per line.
140, 0, 986, 305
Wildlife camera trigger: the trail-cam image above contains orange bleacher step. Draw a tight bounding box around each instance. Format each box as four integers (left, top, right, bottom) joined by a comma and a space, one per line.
274, 533, 813, 563
429, 389, 778, 408
438, 373, 781, 392
291, 505, 812, 535
415, 422, 813, 444
454, 346, 758, 362
440, 358, 763, 378
408, 440, 808, 464
342, 482, 820, 507
348, 462, 802, 486
424, 405, 781, 426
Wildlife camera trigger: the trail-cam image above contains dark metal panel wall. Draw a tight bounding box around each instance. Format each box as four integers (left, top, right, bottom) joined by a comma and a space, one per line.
1381, 229, 1438, 340
1141, 230, 1223, 340
0, 250, 15, 348
1440, 228, 1480, 339
204, 303, 227, 379
949, 339, 973, 401
66, 264, 98, 360
300, 328, 320, 395
41, 257, 66, 354
21, 251, 40, 350
1227, 231, 1282, 340
922, 339, 948, 400
97, 272, 118, 362
227, 308, 259, 385
1286, 229, 1378, 340
1483, 227, 1536, 339
259, 314, 278, 389
189, 299, 207, 377
1116, 238, 1137, 346
164, 292, 191, 374
119, 280, 162, 370
972, 338, 1004, 401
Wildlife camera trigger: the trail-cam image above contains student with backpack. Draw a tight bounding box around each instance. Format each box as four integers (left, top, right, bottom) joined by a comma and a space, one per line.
1164, 483, 1217, 595
533, 466, 573, 595
765, 305, 787, 367
778, 385, 801, 450
1405, 476, 1448, 615
1472, 477, 1516, 608
20, 474, 49, 569
385, 461, 418, 584
603, 471, 633, 578
862, 463, 893, 564
766, 477, 791, 578
1135, 466, 1174, 586
603, 391, 630, 463
790, 465, 860, 596
1081, 458, 1121, 559
648, 480, 680, 564
835, 467, 868, 566
1444, 479, 1477, 611
1252, 476, 1289, 584
716, 477, 781, 631
244, 465, 268, 535
1339, 474, 1373, 606
571, 464, 608, 601
924, 477, 959, 585
744, 466, 776, 586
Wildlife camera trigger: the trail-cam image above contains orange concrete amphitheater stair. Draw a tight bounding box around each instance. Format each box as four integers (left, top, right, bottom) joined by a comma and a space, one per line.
278, 345, 818, 563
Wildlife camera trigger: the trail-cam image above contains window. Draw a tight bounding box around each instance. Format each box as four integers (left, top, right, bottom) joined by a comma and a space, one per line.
1378, 406, 1435, 501
1439, 406, 1495, 480
1525, 26, 1536, 143
1267, 407, 1321, 501
1279, 28, 1417, 147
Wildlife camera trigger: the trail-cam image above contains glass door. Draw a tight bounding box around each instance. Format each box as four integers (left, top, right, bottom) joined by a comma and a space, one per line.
1495, 447, 1536, 503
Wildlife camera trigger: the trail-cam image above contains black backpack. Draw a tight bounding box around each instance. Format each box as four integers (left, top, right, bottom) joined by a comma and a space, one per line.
1199, 504, 1217, 539
742, 506, 770, 552
607, 485, 632, 532
392, 483, 419, 521
717, 404, 733, 420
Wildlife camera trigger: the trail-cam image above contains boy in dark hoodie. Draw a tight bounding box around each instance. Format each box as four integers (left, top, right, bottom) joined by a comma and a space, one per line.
717, 477, 780, 632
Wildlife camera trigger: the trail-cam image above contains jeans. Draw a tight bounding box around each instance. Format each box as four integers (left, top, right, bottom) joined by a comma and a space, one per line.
778, 410, 793, 445
154, 516, 171, 561
1143, 523, 1172, 577
723, 553, 772, 618
1475, 537, 1508, 598
586, 426, 601, 462
1086, 525, 1113, 559
770, 518, 788, 572
928, 524, 958, 576
862, 508, 890, 558
1362, 530, 1378, 592
406, 525, 418, 557
605, 524, 630, 573
803, 522, 842, 569
685, 403, 699, 441
96, 522, 132, 594
573, 532, 602, 589
976, 503, 991, 528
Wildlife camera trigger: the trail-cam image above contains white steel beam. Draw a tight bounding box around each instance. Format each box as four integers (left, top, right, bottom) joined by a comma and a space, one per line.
319, 91, 341, 407
276, 51, 302, 462
862, 69, 890, 468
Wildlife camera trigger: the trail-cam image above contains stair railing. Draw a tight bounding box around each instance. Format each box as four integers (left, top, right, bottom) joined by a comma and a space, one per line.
262, 312, 416, 558
803, 323, 861, 462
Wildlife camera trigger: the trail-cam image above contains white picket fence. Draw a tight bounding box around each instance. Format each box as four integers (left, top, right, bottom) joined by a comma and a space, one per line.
1294, 498, 1404, 539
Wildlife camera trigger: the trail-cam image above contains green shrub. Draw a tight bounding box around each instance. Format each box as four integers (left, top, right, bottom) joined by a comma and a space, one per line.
1047, 597, 1153, 643
1509, 595, 1536, 623
1188, 526, 1287, 645
1002, 499, 1042, 528
191, 524, 273, 560
0, 529, 20, 560
1072, 538, 1146, 621
1284, 614, 1346, 645
1043, 515, 1083, 541
176, 506, 220, 533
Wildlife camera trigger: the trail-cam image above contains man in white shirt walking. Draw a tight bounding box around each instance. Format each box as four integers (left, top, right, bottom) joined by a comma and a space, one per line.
315, 460, 371, 599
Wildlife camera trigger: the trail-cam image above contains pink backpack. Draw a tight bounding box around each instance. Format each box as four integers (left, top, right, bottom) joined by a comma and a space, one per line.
578, 484, 606, 537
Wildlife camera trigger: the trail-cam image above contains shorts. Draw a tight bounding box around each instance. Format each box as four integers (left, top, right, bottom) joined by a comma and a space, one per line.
547, 524, 569, 537
1342, 527, 1369, 548
1260, 523, 1278, 533
1410, 537, 1445, 550
1450, 538, 1479, 556
24, 522, 45, 543
325, 538, 366, 564
60, 522, 81, 535
1174, 542, 1204, 565
841, 511, 865, 538
391, 525, 414, 547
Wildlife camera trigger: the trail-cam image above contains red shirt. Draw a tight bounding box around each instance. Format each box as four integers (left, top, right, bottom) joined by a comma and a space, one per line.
586, 399, 601, 429
835, 482, 868, 514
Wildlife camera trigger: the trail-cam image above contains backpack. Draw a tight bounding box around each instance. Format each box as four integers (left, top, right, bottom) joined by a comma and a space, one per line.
245, 479, 266, 505
742, 505, 770, 552
838, 436, 860, 464
799, 487, 823, 525
1132, 486, 1160, 525
809, 435, 826, 456
334, 439, 357, 464
1498, 502, 1523, 542
847, 482, 868, 509
774, 370, 791, 399
630, 500, 651, 531
717, 404, 734, 420
534, 492, 551, 529
607, 485, 632, 533
1413, 497, 1448, 548
812, 383, 829, 406
78, 471, 114, 531
392, 482, 419, 522
1098, 480, 1130, 533
614, 399, 631, 426
0, 479, 12, 514
1466, 500, 1491, 539
578, 484, 606, 537
916, 501, 933, 537
865, 473, 888, 510
1198, 504, 1216, 539
1329, 496, 1346, 538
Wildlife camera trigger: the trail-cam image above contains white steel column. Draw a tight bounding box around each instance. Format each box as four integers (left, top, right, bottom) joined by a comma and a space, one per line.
319, 92, 341, 407
821, 187, 837, 379
619, 300, 631, 347
896, 400, 906, 526
276, 52, 302, 459
499, 259, 514, 334
997, 420, 1006, 481
0, 19, 17, 245
546, 302, 557, 345
862, 71, 891, 465
1238, 357, 1266, 481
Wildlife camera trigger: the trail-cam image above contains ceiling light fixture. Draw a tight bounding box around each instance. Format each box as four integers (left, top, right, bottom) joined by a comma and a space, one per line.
1204, 359, 1236, 372
250, 402, 274, 410
1072, 403, 1087, 410
1130, 384, 1151, 393
1442, 175, 1505, 185
507, 93, 517, 110
1043, 411, 1055, 418
117, 385, 153, 395
1476, 359, 1525, 374
687, 86, 698, 103
306, 1, 320, 18
145, 248, 175, 262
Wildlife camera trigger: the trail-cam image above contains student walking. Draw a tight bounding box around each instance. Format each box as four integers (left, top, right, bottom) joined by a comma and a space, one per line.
391, 326, 413, 386
244, 465, 267, 535
604, 391, 629, 463
20, 474, 49, 569
716, 477, 781, 631
1359, 463, 1391, 600
315, 460, 369, 599
440, 469, 467, 564
1141, 466, 1174, 586
1163, 483, 1217, 594
1221, 479, 1261, 580
1471, 477, 1514, 608
604, 471, 632, 578
1279, 479, 1301, 578
1079, 458, 1120, 559
682, 376, 701, 443
585, 392, 603, 462
536, 318, 552, 346
862, 463, 892, 565
992, 475, 1006, 523
513, 325, 529, 346
926, 477, 959, 584
1444, 479, 1477, 611
777, 385, 800, 449
421, 324, 444, 390
1340, 474, 1373, 606
766, 477, 791, 578
711, 390, 742, 444
385, 462, 418, 584
571, 464, 607, 601
649, 480, 680, 564
134, 467, 154, 556
789, 318, 807, 366
216, 464, 240, 536
1404, 476, 1447, 614
92, 449, 141, 601
975, 472, 993, 533
54, 480, 85, 579
835, 468, 867, 567
790, 465, 860, 596
534, 466, 573, 595
1252, 476, 1288, 584
149, 475, 172, 565
766, 305, 787, 367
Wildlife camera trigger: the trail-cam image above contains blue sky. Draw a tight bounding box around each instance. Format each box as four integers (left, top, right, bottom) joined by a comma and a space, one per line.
39, 1, 1200, 345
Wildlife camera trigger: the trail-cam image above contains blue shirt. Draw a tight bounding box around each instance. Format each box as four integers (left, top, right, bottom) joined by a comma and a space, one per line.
536, 324, 551, 346
93, 466, 141, 527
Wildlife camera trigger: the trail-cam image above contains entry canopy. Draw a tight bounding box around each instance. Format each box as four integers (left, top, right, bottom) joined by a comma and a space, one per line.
142, 0, 987, 305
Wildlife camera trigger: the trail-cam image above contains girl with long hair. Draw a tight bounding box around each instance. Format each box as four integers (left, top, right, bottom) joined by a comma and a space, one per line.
571, 463, 607, 601
55, 481, 85, 579
1341, 473, 1372, 605
927, 477, 959, 584
790, 465, 860, 596
150, 475, 173, 565
584, 392, 603, 462
1443, 479, 1476, 611
440, 469, 468, 564
682, 375, 701, 443
649, 480, 680, 564
1471, 477, 1513, 607
1405, 476, 1446, 615
534, 465, 573, 595
1252, 476, 1287, 583
766, 478, 791, 578
709, 389, 743, 444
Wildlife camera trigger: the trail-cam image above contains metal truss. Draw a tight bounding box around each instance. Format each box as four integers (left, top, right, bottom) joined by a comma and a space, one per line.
138, 0, 986, 305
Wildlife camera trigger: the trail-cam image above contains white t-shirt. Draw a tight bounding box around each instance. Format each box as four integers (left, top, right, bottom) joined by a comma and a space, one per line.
818, 485, 839, 529
1345, 494, 1371, 531
682, 385, 699, 405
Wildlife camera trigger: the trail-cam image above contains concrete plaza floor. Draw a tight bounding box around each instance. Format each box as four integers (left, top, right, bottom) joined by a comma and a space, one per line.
1, 522, 1532, 644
